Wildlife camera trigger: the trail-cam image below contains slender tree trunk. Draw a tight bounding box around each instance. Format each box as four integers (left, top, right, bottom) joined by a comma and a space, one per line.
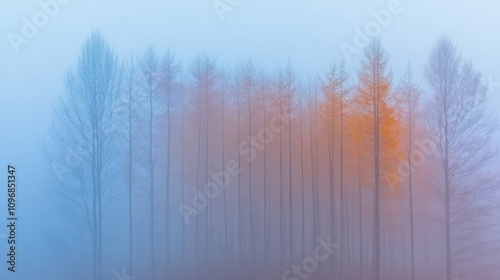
195, 84, 202, 271
407, 94, 415, 280
204, 81, 210, 263
148, 75, 155, 280
329, 97, 335, 279
237, 85, 243, 261
248, 76, 255, 265
373, 77, 381, 280
279, 94, 284, 270
300, 105, 305, 259
263, 88, 269, 264
128, 80, 134, 275
92, 128, 97, 280
98, 136, 103, 280
340, 82, 345, 280
309, 90, 319, 280
181, 84, 185, 263
444, 117, 451, 280
222, 81, 228, 259
358, 154, 363, 280
288, 83, 293, 265
165, 82, 171, 273
313, 96, 319, 280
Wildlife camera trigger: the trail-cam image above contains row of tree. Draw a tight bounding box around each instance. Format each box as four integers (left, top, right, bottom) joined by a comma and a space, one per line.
49, 31, 500, 280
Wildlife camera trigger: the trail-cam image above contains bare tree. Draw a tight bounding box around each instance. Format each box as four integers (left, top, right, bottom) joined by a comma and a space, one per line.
139, 46, 159, 279
425, 35, 498, 280
179, 74, 186, 263
188, 54, 219, 268
219, 68, 229, 259
237, 58, 259, 264
284, 60, 297, 266
158, 49, 181, 271
273, 63, 296, 268
356, 38, 394, 280
52, 30, 120, 280
260, 75, 271, 264
323, 60, 351, 279
307, 77, 321, 280
398, 62, 420, 280
123, 55, 139, 275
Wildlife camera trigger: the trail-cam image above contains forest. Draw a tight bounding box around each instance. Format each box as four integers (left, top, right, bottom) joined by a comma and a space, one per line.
47, 30, 500, 280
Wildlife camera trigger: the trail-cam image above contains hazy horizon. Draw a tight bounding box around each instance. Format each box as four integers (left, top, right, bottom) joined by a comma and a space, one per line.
1, 1, 499, 280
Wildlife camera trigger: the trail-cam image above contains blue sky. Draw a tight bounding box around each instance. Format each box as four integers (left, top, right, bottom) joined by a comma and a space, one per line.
1, 0, 499, 161
0, 1, 499, 278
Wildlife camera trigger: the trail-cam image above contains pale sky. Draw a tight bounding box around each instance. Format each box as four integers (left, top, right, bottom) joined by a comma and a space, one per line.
0, 0, 499, 278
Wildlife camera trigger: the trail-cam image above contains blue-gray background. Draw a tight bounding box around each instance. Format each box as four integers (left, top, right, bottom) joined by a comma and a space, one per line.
0, 0, 499, 279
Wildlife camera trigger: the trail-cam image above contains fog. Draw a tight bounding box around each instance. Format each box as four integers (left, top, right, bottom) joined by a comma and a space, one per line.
0, 1, 500, 280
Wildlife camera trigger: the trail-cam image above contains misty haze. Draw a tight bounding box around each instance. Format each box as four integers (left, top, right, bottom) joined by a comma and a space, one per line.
1, 1, 500, 280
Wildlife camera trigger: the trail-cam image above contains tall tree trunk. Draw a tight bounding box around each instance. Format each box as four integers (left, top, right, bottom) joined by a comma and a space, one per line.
263, 87, 269, 264
165, 80, 171, 273
195, 83, 202, 271
181, 84, 185, 263
358, 150, 363, 280
149, 75, 155, 280
329, 96, 336, 279
444, 117, 451, 280
128, 78, 134, 275
300, 104, 305, 259
339, 78, 345, 280
279, 94, 284, 270
92, 128, 97, 280
222, 80, 228, 259
237, 85, 243, 261
373, 77, 381, 280
204, 80, 210, 263
407, 86, 416, 280
288, 81, 293, 265
248, 75, 255, 265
